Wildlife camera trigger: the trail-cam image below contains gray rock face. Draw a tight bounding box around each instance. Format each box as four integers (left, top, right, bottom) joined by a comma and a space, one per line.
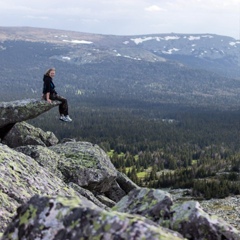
1, 195, 184, 240
0, 143, 78, 233
68, 182, 108, 209
50, 141, 118, 193
104, 180, 126, 202
0, 99, 60, 139
2, 122, 58, 148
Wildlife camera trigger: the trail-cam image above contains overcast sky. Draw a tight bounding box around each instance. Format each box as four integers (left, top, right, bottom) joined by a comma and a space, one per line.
0, 0, 239, 39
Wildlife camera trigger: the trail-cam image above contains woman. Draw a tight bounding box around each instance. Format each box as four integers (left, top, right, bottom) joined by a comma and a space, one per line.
42, 68, 72, 122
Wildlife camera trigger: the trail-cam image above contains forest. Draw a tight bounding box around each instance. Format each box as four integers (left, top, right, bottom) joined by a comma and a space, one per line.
28, 94, 240, 200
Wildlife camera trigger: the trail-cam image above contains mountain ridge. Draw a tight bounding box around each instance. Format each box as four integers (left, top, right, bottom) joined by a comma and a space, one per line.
1, 26, 239, 71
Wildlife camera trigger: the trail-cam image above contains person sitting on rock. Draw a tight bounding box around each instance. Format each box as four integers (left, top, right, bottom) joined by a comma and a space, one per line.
42, 68, 72, 122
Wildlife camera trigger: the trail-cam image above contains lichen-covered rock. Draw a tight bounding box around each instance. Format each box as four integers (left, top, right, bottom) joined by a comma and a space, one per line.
0, 143, 78, 232
113, 188, 240, 239
2, 122, 58, 148
105, 171, 140, 202
15, 145, 63, 179
116, 171, 140, 193
113, 188, 173, 225
50, 141, 118, 193
0, 99, 60, 128
68, 182, 107, 209
96, 194, 116, 208
0, 99, 60, 139
1, 195, 185, 240
170, 200, 240, 240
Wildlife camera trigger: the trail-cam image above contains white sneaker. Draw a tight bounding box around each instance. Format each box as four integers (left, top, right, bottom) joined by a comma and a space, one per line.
65, 115, 72, 122
59, 115, 66, 121
59, 115, 72, 122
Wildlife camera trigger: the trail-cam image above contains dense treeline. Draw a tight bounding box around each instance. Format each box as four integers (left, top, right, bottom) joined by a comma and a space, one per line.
29, 95, 240, 152
27, 95, 240, 199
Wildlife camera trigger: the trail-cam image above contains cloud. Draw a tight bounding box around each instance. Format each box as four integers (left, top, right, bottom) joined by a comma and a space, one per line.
24, 15, 50, 20
145, 5, 165, 12
0, 0, 239, 39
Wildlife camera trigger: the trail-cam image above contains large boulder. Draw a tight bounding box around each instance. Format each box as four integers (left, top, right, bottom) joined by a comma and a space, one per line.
14, 145, 63, 179
14, 144, 115, 209
0, 143, 78, 232
1, 195, 184, 240
2, 122, 58, 148
113, 188, 240, 240
113, 188, 173, 225
170, 200, 240, 240
49, 141, 119, 193
0, 99, 60, 139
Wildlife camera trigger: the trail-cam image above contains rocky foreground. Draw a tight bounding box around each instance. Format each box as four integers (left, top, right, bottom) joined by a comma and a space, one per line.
0, 99, 240, 239
169, 188, 240, 232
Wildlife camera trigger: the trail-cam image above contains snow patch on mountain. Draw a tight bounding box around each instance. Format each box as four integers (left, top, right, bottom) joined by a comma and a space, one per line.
162, 48, 180, 54
229, 41, 240, 46
188, 36, 201, 41
62, 40, 93, 44
62, 56, 71, 60
130, 36, 180, 44
186, 35, 214, 40
128, 34, 230, 45
123, 55, 141, 60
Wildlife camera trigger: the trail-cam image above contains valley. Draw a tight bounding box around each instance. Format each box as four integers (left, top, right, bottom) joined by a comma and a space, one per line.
1, 26, 240, 201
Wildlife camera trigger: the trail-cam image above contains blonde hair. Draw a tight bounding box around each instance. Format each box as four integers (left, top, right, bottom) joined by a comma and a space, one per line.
45, 68, 56, 76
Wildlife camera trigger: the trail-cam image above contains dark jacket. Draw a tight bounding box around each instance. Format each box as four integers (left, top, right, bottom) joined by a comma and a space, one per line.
42, 75, 57, 94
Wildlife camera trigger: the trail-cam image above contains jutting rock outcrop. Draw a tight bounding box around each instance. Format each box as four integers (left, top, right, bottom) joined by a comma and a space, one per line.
0, 99, 240, 240
0, 99, 60, 140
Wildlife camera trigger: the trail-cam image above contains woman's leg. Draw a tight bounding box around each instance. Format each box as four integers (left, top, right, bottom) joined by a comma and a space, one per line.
50, 94, 69, 116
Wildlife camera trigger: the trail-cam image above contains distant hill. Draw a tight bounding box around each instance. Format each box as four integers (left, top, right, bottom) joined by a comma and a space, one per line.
0, 26, 240, 109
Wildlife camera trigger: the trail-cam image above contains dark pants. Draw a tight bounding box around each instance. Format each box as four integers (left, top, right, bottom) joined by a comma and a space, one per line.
43, 93, 69, 116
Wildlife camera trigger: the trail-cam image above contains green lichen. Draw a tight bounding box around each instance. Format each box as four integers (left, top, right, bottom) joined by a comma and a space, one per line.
56, 196, 82, 209
70, 220, 80, 229
39, 225, 45, 230
103, 224, 111, 232
0, 190, 12, 208
93, 221, 101, 231
19, 205, 37, 225
56, 211, 63, 220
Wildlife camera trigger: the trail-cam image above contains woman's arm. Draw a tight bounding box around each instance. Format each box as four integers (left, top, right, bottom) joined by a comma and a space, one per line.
46, 92, 52, 103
